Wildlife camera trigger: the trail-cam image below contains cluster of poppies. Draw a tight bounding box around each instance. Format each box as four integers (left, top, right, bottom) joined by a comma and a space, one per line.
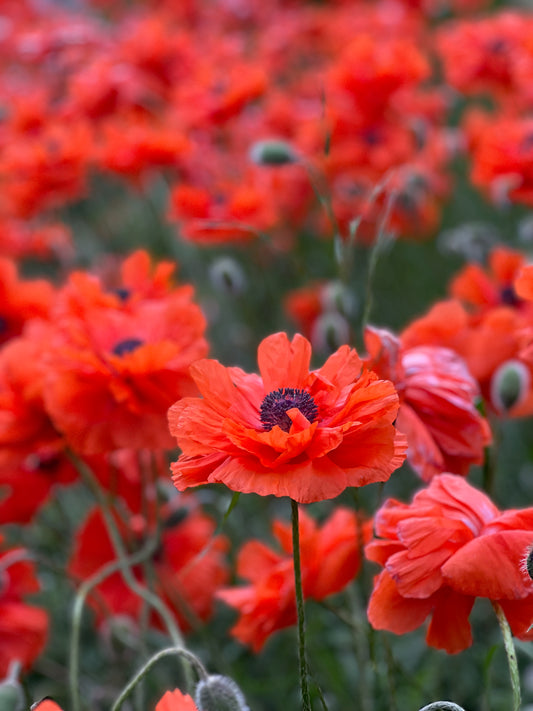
3, 0, 533, 710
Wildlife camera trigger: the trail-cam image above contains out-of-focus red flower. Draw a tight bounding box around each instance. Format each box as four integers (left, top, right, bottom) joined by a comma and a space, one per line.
0, 257, 53, 345
169, 332, 406, 504
364, 327, 491, 481
156, 689, 199, 711
450, 246, 529, 316
68, 503, 229, 632
30, 700, 63, 711
366, 474, 533, 653
217, 507, 365, 651
0, 536, 48, 675
42, 251, 208, 454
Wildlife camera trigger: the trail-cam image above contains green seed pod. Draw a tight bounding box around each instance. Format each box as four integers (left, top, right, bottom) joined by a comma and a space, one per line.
249, 139, 297, 166
195, 675, 250, 711
0, 680, 24, 711
491, 359, 530, 414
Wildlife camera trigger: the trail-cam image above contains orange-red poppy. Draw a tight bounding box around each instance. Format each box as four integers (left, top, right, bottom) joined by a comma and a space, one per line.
217, 507, 366, 651
366, 474, 533, 653
169, 332, 406, 503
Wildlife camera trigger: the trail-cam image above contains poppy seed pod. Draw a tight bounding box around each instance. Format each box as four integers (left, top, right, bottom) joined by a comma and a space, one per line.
491, 359, 530, 414
249, 139, 297, 166
195, 675, 250, 711
0, 680, 24, 711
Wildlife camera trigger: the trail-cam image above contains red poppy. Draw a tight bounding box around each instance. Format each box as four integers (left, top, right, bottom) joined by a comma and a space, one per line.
0, 537, 48, 675
217, 507, 365, 651
156, 689, 199, 711
68, 502, 228, 632
366, 474, 533, 653
364, 327, 491, 481
42, 251, 208, 453
0, 257, 53, 345
169, 332, 406, 504
31, 700, 63, 711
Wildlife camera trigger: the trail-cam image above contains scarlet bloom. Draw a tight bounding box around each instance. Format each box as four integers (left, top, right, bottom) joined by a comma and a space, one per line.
364, 327, 491, 481
31, 701, 63, 711
0, 537, 48, 675
169, 332, 406, 504
366, 474, 533, 653
217, 507, 365, 652
68, 503, 228, 632
32, 689, 198, 711
42, 251, 208, 453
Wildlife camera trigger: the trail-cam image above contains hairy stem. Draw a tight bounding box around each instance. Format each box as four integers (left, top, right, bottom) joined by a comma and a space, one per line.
291, 499, 312, 711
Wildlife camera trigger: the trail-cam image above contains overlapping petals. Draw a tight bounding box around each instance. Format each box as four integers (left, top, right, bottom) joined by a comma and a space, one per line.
169, 332, 406, 503
366, 474, 533, 653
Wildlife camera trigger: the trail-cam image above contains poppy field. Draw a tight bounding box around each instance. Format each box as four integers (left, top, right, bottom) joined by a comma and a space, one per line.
4, 1, 533, 710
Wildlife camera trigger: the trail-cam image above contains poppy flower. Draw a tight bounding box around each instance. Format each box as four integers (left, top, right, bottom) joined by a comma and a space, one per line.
217, 507, 365, 651
169, 332, 406, 504
31, 700, 63, 711
68, 502, 228, 632
42, 251, 208, 453
0, 257, 53, 345
364, 326, 491, 481
366, 474, 533, 653
156, 689, 199, 711
0, 537, 48, 675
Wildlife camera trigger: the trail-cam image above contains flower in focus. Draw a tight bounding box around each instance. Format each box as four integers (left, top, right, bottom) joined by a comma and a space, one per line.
156, 689, 199, 711
217, 507, 366, 651
169, 332, 406, 504
366, 474, 533, 653
364, 326, 491, 481
0, 537, 48, 675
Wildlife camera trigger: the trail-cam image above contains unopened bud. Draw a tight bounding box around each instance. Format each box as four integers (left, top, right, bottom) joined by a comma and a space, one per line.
491, 359, 530, 414
321, 281, 357, 319
0, 680, 23, 711
311, 312, 350, 354
249, 139, 297, 166
195, 675, 250, 711
209, 257, 246, 296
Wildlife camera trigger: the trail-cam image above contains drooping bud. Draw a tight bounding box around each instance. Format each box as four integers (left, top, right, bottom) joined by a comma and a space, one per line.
311, 312, 350, 354
490, 359, 530, 414
0, 663, 24, 711
249, 139, 297, 166
209, 257, 246, 296
195, 675, 250, 711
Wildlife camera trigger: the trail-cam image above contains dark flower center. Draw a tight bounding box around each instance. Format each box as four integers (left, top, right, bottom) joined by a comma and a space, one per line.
501, 285, 520, 307
113, 338, 144, 356
114, 287, 131, 301
260, 387, 318, 433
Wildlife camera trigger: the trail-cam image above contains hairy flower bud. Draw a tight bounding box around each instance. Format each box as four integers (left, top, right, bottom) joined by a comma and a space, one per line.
249, 139, 297, 166
195, 675, 250, 711
491, 359, 530, 414
0, 680, 23, 711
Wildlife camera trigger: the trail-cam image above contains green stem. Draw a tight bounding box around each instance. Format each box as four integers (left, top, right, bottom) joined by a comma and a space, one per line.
492, 601, 521, 711
110, 647, 208, 711
69, 537, 159, 711
291, 499, 312, 711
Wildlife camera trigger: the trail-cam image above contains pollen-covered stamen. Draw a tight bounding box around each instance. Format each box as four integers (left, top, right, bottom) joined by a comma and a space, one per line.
112, 338, 144, 356
260, 387, 318, 432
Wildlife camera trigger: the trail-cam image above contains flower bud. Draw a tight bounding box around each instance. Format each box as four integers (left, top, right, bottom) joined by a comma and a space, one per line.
195, 675, 250, 711
311, 312, 350, 355
209, 258, 246, 296
249, 139, 297, 166
0, 680, 24, 711
491, 359, 530, 414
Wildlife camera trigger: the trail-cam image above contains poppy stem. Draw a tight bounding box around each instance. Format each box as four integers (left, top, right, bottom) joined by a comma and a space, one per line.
491, 601, 521, 711
291, 499, 312, 711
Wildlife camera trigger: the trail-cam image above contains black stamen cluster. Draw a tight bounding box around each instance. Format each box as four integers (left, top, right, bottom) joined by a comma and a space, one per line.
260, 387, 318, 433
112, 338, 144, 357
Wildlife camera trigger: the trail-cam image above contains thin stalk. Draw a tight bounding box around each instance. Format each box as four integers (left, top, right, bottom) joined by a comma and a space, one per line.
69, 537, 159, 711
111, 647, 208, 711
291, 499, 312, 711
492, 601, 521, 711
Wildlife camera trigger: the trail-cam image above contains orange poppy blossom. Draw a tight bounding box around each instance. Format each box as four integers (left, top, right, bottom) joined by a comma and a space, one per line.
68, 501, 228, 632
364, 326, 491, 481
31, 688, 198, 711
41, 251, 208, 454
366, 474, 533, 654
0, 536, 48, 675
217, 506, 368, 652
169, 332, 407, 504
